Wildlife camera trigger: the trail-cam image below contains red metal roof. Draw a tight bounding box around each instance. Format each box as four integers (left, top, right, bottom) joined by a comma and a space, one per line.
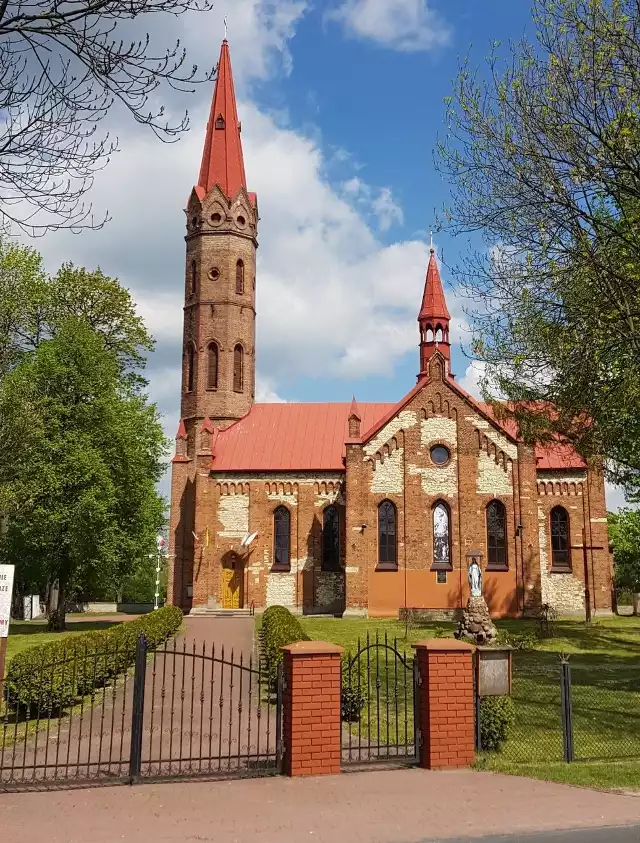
418, 249, 450, 323
197, 40, 248, 201
211, 403, 394, 471
476, 403, 586, 469
208, 394, 586, 473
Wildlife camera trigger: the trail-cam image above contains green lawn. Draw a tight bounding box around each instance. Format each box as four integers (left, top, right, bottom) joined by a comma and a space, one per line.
279, 615, 640, 790
5, 618, 125, 661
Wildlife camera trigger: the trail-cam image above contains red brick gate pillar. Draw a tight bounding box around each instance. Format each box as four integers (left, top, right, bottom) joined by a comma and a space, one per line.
281, 641, 343, 777
413, 639, 475, 770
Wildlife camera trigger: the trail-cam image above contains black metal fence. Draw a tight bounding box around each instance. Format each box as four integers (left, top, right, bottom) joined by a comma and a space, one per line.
477, 654, 640, 764
1, 636, 282, 789
341, 633, 419, 768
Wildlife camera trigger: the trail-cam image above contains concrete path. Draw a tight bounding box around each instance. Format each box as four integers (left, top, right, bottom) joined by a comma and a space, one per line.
180, 615, 255, 659
1, 615, 265, 786
1, 768, 638, 843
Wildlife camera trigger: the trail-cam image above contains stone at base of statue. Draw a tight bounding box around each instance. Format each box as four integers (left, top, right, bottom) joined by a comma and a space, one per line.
455, 595, 498, 644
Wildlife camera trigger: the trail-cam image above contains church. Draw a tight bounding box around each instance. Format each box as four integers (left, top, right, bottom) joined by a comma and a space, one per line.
168, 38, 612, 619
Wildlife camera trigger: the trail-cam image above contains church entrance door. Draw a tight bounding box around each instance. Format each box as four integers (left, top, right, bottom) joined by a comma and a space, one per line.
221, 560, 243, 609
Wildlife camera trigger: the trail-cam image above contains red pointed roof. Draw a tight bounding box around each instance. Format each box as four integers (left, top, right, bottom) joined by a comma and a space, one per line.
419, 249, 450, 322
175, 419, 188, 440
348, 396, 361, 421
197, 40, 247, 201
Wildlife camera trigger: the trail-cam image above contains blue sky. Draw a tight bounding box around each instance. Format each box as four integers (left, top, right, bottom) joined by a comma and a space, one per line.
27, 0, 628, 508
242, 0, 533, 403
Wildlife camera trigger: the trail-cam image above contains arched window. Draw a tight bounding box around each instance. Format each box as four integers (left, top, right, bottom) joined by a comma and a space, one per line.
377, 500, 397, 569
187, 259, 196, 296
186, 344, 195, 393
432, 500, 451, 569
435, 326, 443, 342
207, 342, 218, 390
551, 506, 571, 570
486, 500, 508, 570
236, 259, 244, 294
233, 344, 244, 392
322, 506, 340, 572
273, 506, 291, 570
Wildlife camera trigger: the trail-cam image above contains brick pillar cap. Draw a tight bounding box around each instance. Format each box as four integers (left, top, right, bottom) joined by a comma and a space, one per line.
413, 639, 475, 652
281, 640, 344, 655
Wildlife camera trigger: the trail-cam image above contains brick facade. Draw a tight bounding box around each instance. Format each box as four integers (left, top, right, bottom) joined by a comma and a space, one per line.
168, 38, 612, 622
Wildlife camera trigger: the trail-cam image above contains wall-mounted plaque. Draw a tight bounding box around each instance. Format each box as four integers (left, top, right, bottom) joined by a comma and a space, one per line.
436, 570, 447, 584
475, 646, 512, 697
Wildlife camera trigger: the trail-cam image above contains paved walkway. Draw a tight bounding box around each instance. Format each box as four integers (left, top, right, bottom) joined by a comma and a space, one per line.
1, 616, 267, 786
180, 615, 255, 659
1, 768, 638, 843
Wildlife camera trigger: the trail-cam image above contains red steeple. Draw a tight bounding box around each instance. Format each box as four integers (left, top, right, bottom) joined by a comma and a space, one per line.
418, 248, 451, 377
197, 39, 247, 200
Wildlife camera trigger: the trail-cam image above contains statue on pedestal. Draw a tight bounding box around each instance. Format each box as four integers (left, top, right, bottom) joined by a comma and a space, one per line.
468, 558, 482, 598
455, 552, 497, 644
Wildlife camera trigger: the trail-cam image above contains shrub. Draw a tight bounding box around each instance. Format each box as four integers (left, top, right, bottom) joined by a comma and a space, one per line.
479, 695, 515, 752
536, 603, 558, 639
495, 628, 538, 651
341, 654, 367, 722
6, 605, 183, 713
259, 605, 309, 688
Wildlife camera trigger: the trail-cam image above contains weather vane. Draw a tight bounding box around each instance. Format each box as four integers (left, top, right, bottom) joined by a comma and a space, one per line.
224, 15, 228, 39
429, 229, 434, 250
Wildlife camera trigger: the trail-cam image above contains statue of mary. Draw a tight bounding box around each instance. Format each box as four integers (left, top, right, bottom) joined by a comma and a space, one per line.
468, 559, 483, 598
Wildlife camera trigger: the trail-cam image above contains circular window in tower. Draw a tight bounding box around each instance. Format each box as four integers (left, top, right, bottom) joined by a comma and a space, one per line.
211, 212, 222, 225
430, 445, 450, 466
208, 267, 220, 281
236, 214, 246, 228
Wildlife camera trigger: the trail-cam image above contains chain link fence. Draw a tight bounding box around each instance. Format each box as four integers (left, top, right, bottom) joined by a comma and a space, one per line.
478, 654, 640, 764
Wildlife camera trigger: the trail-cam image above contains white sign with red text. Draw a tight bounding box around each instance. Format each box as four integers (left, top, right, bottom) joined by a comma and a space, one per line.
0, 565, 15, 638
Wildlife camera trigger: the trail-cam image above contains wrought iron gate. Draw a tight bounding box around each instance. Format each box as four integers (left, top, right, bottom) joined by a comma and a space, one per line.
341, 633, 419, 768
1, 636, 282, 789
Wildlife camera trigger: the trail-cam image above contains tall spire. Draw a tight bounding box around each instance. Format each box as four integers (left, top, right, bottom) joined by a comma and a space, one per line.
418, 247, 451, 377
197, 39, 247, 200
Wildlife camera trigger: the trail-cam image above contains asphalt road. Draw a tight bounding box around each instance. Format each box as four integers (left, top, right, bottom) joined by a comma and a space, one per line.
441, 828, 640, 843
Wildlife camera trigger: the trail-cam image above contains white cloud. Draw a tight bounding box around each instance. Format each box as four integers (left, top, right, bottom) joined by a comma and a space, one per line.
22, 0, 457, 440
458, 360, 486, 399
326, 0, 451, 52
256, 375, 287, 403
340, 177, 404, 232
372, 187, 404, 231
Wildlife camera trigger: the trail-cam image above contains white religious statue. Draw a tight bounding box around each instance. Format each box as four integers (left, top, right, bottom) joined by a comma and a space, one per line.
468, 558, 483, 598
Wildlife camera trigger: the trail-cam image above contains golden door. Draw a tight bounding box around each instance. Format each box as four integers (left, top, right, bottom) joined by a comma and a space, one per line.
221, 567, 242, 609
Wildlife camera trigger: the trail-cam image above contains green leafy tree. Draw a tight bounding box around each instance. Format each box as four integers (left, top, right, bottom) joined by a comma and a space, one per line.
608, 510, 640, 594
437, 0, 640, 497
0, 320, 167, 629
0, 238, 152, 379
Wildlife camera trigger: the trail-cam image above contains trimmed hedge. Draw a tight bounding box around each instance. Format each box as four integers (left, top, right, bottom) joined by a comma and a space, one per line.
259, 605, 309, 688
6, 605, 183, 713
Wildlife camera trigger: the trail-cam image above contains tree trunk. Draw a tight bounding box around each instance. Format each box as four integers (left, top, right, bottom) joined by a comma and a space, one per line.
47, 576, 67, 631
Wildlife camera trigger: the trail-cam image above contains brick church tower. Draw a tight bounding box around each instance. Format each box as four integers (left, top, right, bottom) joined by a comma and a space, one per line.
168, 37, 257, 608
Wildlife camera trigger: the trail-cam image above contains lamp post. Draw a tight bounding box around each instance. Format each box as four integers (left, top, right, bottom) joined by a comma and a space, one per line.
155, 535, 167, 610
